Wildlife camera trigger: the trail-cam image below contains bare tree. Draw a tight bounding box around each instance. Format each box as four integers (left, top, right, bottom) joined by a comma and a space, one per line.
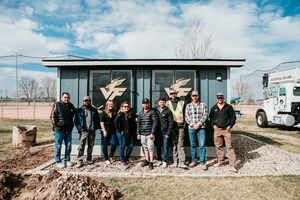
41, 77, 57, 105
232, 81, 252, 102
4, 89, 10, 99
19, 76, 39, 105
175, 19, 220, 59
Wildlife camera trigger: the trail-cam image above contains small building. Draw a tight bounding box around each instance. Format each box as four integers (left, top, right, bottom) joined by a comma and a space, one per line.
43, 59, 245, 157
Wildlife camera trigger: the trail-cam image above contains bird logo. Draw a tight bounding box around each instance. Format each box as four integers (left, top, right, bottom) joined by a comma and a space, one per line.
165, 78, 192, 97
100, 78, 127, 100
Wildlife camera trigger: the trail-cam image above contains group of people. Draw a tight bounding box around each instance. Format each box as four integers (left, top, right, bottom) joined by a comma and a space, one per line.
50, 89, 237, 173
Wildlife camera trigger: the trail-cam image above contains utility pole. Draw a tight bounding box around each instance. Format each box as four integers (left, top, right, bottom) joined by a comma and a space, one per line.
16, 53, 19, 118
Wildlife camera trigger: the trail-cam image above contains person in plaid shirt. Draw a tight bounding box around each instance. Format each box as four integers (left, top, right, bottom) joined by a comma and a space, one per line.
185, 90, 208, 170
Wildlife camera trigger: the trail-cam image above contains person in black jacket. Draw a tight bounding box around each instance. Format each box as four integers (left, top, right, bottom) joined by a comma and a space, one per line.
100, 100, 117, 165
155, 97, 174, 168
137, 98, 158, 170
114, 101, 137, 165
209, 93, 237, 173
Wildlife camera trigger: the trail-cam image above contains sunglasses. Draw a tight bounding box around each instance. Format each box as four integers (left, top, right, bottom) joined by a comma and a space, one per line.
123, 105, 130, 108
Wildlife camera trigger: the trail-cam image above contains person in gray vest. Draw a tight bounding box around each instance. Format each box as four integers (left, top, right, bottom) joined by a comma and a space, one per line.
50, 92, 77, 168
74, 96, 100, 168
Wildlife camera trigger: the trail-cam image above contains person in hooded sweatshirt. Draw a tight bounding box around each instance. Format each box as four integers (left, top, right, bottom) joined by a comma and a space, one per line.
155, 97, 174, 168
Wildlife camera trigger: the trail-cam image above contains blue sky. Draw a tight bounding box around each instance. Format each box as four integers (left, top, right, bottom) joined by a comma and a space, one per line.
0, 0, 299, 96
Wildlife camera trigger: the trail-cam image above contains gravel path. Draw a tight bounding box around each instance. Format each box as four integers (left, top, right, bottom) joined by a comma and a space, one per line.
43, 135, 300, 177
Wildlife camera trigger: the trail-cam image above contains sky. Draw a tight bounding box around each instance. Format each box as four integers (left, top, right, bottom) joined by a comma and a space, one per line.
0, 0, 299, 97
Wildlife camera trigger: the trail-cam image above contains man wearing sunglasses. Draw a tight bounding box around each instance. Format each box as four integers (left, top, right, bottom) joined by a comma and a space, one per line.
209, 93, 237, 173
74, 96, 100, 168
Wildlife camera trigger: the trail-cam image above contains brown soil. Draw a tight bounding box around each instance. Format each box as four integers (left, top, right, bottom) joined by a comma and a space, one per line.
0, 144, 123, 200
0, 143, 54, 174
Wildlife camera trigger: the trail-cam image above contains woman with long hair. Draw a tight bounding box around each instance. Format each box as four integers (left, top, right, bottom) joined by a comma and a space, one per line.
114, 101, 137, 165
100, 100, 117, 165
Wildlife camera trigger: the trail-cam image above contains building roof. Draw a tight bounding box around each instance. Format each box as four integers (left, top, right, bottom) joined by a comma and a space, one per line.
42, 58, 246, 68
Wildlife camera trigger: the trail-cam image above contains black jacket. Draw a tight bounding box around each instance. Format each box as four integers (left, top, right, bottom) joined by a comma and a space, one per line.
114, 112, 136, 137
209, 103, 236, 128
156, 107, 174, 136
137, 108, 158, 136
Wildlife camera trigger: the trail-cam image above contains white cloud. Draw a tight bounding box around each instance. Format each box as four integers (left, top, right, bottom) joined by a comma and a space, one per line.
0, 18, 69, 57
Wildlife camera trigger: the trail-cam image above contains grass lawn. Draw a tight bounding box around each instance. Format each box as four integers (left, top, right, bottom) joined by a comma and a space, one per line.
0, 119, 53, 159
232, 117, 300, 154
103, 175, 300, 200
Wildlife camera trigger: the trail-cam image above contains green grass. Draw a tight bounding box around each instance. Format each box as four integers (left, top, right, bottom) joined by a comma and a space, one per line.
0, 119, 53, 159
102, 175, 300, 200
236, 118, 300, 139
233, 117, 300, 154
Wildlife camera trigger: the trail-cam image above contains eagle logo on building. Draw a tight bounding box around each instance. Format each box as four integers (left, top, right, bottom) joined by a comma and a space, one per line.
165, 78, 192, 97
100, 78, 127, 100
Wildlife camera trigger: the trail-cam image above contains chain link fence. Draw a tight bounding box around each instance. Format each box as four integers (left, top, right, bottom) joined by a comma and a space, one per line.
0, 54, 91, 119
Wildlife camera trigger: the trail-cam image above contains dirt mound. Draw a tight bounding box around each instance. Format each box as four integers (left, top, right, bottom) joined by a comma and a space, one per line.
16, 169, 123, 200
0, 171, 24, 199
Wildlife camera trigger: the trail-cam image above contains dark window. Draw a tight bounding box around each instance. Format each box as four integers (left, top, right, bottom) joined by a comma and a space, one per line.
90, 70, 132, 110
152, 70, 195, 107
293, 87, 300, 96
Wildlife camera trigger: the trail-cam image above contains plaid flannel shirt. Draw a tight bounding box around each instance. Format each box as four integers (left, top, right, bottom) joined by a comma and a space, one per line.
185, 102, 207, 129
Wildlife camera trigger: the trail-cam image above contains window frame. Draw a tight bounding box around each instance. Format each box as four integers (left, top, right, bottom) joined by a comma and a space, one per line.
89, 69, 134, 109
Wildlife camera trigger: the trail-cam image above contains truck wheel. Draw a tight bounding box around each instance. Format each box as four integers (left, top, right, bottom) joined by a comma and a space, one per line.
256, 112, 268, 128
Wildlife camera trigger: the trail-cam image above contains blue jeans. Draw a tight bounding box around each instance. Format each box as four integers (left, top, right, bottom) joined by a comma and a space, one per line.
156, 133, 169, 162
54, 130, 72, 164
101, 131, 117, 161
116, 131, 134, 163
188, 128, 206, 164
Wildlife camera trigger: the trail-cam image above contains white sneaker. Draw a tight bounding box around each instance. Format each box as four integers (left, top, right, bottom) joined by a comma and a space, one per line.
65, 162, 73, 167
56, 163, 64, 169
76, 160, 82, 168
105, 160, 111, 165
156, 160, 162, 167
162, 161, 167, 168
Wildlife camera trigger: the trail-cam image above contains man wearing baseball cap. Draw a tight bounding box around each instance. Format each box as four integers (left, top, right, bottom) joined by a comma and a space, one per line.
185, 91, 208, 170
137, 98, 158, 170
74, 96, 100, 168
166, 89, 187, 168
209, 93, 237, 172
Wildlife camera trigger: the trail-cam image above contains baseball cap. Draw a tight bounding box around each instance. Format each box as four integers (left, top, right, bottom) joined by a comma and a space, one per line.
83, 96, 91, 101
216, 93, 224, 98
142, 98, 150, 103
169, 90, 178, 94
191, 91, 199, 96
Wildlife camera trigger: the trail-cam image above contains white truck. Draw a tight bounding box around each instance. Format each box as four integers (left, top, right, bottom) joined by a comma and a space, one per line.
256, 68, 300, 127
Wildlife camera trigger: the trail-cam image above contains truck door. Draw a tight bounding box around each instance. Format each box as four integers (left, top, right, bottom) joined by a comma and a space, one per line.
278, 87, 286, 110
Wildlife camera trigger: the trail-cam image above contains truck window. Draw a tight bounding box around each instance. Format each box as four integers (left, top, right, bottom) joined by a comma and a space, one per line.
293, 87, 300, 96
279, 87, 286, 96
